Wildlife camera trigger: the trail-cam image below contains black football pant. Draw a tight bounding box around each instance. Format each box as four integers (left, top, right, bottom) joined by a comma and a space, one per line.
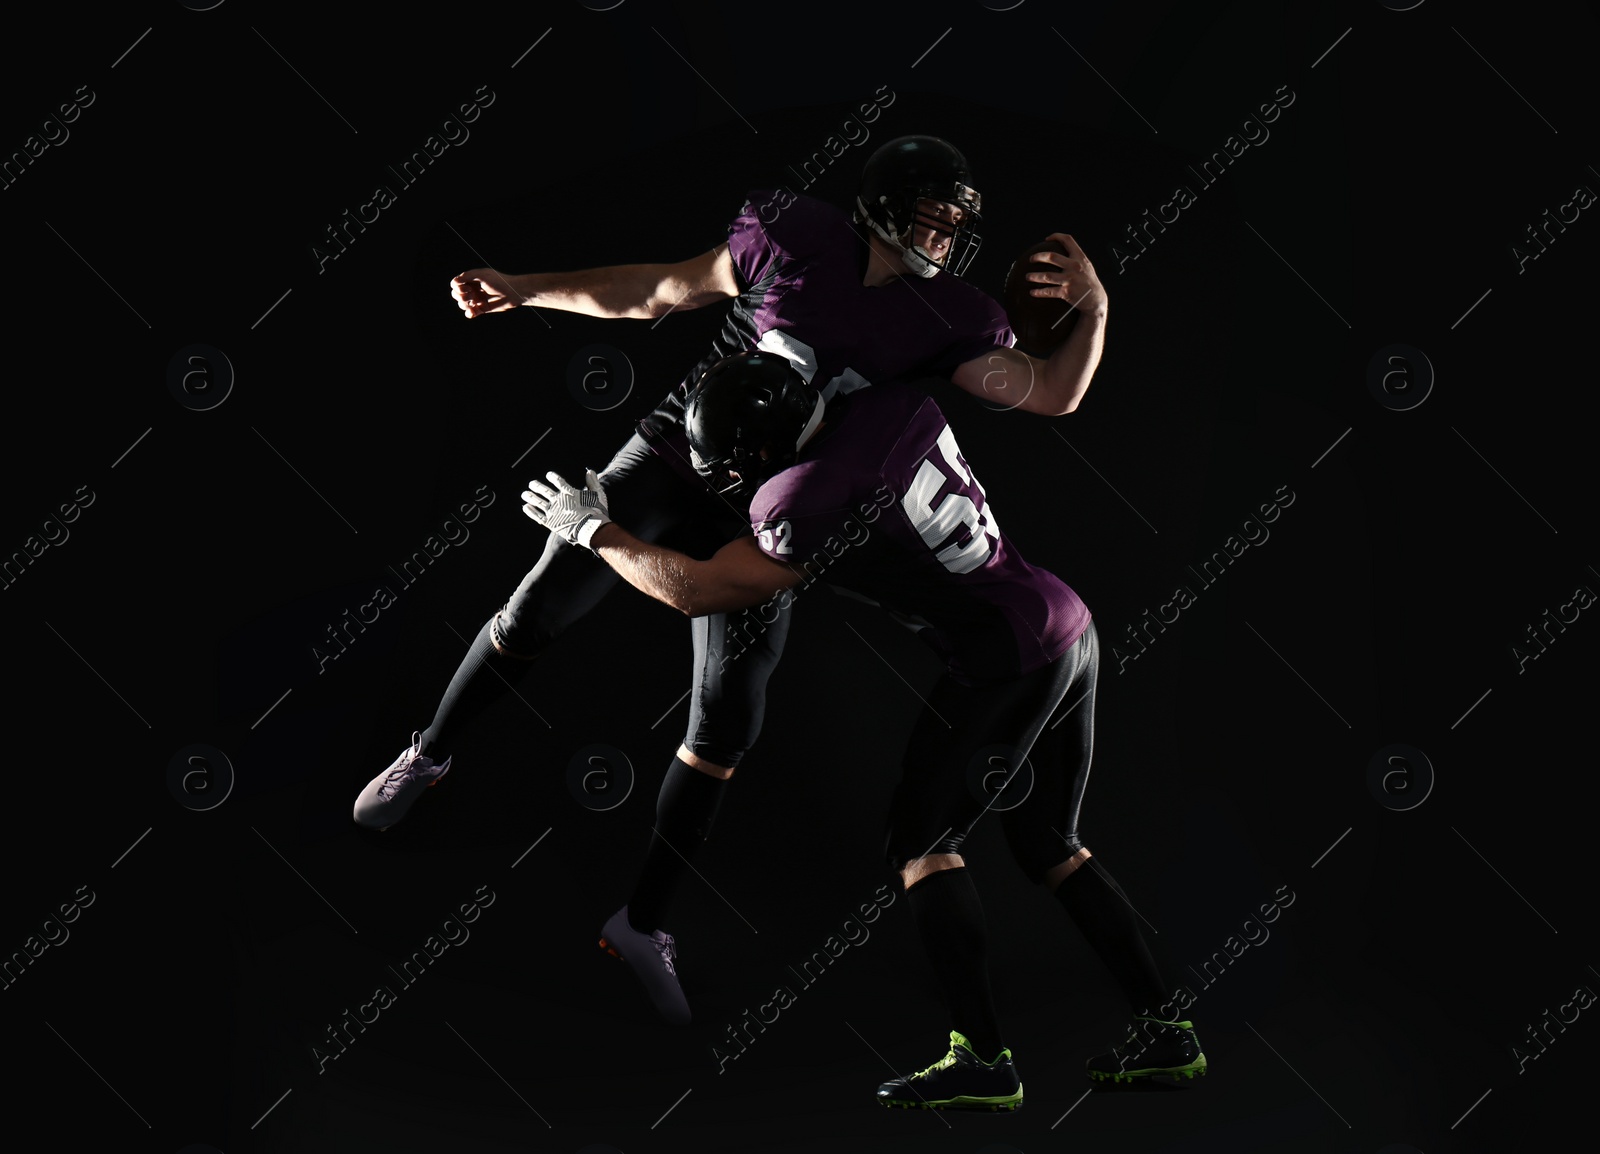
420, 428, 791, 769
884, 619, 1100, 879
885, 619, 1178, 1021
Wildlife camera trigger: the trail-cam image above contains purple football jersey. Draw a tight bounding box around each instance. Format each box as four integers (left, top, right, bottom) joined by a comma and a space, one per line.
748, 384, 1090, 684
639, 190, 1014, 487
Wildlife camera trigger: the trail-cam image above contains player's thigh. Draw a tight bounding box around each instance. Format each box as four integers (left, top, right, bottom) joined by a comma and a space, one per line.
884, 663, 1072, 869
596, 431, 709, 536
1001, 621, 1101, 876
498, 432, 715, 648
683, 595, 794, 770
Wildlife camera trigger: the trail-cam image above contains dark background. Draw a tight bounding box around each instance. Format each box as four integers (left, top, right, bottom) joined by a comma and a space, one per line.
1, 2, 1593, 1151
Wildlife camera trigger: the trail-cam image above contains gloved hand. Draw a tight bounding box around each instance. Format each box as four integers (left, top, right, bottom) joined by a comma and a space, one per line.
522, 468, 611, 550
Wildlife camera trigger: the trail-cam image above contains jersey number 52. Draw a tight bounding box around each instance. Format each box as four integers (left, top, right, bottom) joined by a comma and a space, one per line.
757, 521, 794, 555
901, 424, 1000, 575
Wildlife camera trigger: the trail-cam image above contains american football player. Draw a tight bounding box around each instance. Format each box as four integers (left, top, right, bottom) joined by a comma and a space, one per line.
355, 135, 1110, 1034
523, 350, 1201, 1109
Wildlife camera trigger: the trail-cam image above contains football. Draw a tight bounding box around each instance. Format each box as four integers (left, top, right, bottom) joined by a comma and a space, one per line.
1002, 237, 1080, 356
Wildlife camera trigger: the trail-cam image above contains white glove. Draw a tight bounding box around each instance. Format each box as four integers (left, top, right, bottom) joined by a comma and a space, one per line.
522, 468, 611, 549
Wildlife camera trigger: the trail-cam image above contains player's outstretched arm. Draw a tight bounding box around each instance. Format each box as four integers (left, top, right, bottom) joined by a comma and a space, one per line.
449, 245, 740, 320
520, 469, 802, 615
950, 232, 1107, 417
587, 528, 802, 617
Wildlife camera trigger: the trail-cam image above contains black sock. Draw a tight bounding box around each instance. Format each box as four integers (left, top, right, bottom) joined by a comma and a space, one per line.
627, 757, 728, 932
419, 617, 533, 760
905, 867, 1005, 1063
1054, 857, 1171, 1016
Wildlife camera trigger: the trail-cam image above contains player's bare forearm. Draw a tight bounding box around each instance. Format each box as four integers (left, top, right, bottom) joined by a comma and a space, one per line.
588, 523, 702, 611
952, 230, 1104, 416
513, 245, 738, 320
951, 327, 1104, 417
1040, 300, 1107, 415
511, 265, 664, 319
589, 523, 797, 617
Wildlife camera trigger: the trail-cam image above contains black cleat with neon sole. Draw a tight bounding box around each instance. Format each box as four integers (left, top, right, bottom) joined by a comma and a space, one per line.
877, 1030, 1023, 1111
1085, 1015, 1207, 1083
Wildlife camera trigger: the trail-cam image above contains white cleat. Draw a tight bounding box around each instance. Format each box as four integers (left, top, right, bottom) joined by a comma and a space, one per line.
353, 732, 451, 830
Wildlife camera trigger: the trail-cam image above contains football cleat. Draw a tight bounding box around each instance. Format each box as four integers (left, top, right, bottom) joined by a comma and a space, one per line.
876, 1030, 1023, 1111
599, 906, 691, 1026
352, 732, 451, 830
1086, 1016, 1207, 1083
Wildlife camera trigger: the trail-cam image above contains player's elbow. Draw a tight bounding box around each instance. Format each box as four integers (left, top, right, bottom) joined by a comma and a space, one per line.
665, 586, 706, 617
1044, 379, 1090, 416
645, 289, 706, 320
681, 594, 735, 618
648, 256, 736, 319
1025, 394, 1078, 417
682, 583, 766, 618
674, 581, 726, 618
641, 290, 681, 319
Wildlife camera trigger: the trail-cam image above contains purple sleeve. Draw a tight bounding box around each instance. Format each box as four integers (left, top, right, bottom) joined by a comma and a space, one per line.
748, 461, 861, 565
922, 293, 1016, 379
726, 190, 843, 291
726, 190, 788, 291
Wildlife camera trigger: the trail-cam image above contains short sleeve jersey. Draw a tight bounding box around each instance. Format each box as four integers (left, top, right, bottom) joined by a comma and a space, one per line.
747, 383, 1090, 684
639, 190, 1014, 485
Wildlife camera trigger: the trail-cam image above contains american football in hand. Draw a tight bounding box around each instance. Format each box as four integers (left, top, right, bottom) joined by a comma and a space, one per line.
1002, 237, 1080, 357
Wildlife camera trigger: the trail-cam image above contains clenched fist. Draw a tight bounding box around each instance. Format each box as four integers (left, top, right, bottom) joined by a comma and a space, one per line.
450, 268, 527, 318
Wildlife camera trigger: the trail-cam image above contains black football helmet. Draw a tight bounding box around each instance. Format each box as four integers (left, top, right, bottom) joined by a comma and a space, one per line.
685, 351, 825, 496
854, 135, 983, 278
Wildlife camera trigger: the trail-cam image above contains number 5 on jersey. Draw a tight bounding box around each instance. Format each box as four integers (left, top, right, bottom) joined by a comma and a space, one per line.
901, 424, 1000, 574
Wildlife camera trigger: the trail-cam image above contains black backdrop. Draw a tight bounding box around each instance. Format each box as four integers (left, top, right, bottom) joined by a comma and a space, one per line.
1, 3, 1594, 1152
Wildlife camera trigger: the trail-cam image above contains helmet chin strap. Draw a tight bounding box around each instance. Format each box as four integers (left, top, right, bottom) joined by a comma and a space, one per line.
858, 197, 944, 279
898, 245, 943, 279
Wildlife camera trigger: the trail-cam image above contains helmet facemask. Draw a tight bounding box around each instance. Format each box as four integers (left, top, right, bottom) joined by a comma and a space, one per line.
690, 439, 778, 498
858, 187, 983, 279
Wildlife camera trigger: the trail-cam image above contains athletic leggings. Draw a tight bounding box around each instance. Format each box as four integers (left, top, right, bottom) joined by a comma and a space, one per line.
471, 428, 791, 769
885, 620, 1100, 882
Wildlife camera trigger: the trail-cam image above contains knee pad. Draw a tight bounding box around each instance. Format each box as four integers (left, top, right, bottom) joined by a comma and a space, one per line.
683, 739, 746, 773
685, 702, 761, 767
1004, 819, 1086, 884
884, 824, 971, 875
489, 609, 543, 660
